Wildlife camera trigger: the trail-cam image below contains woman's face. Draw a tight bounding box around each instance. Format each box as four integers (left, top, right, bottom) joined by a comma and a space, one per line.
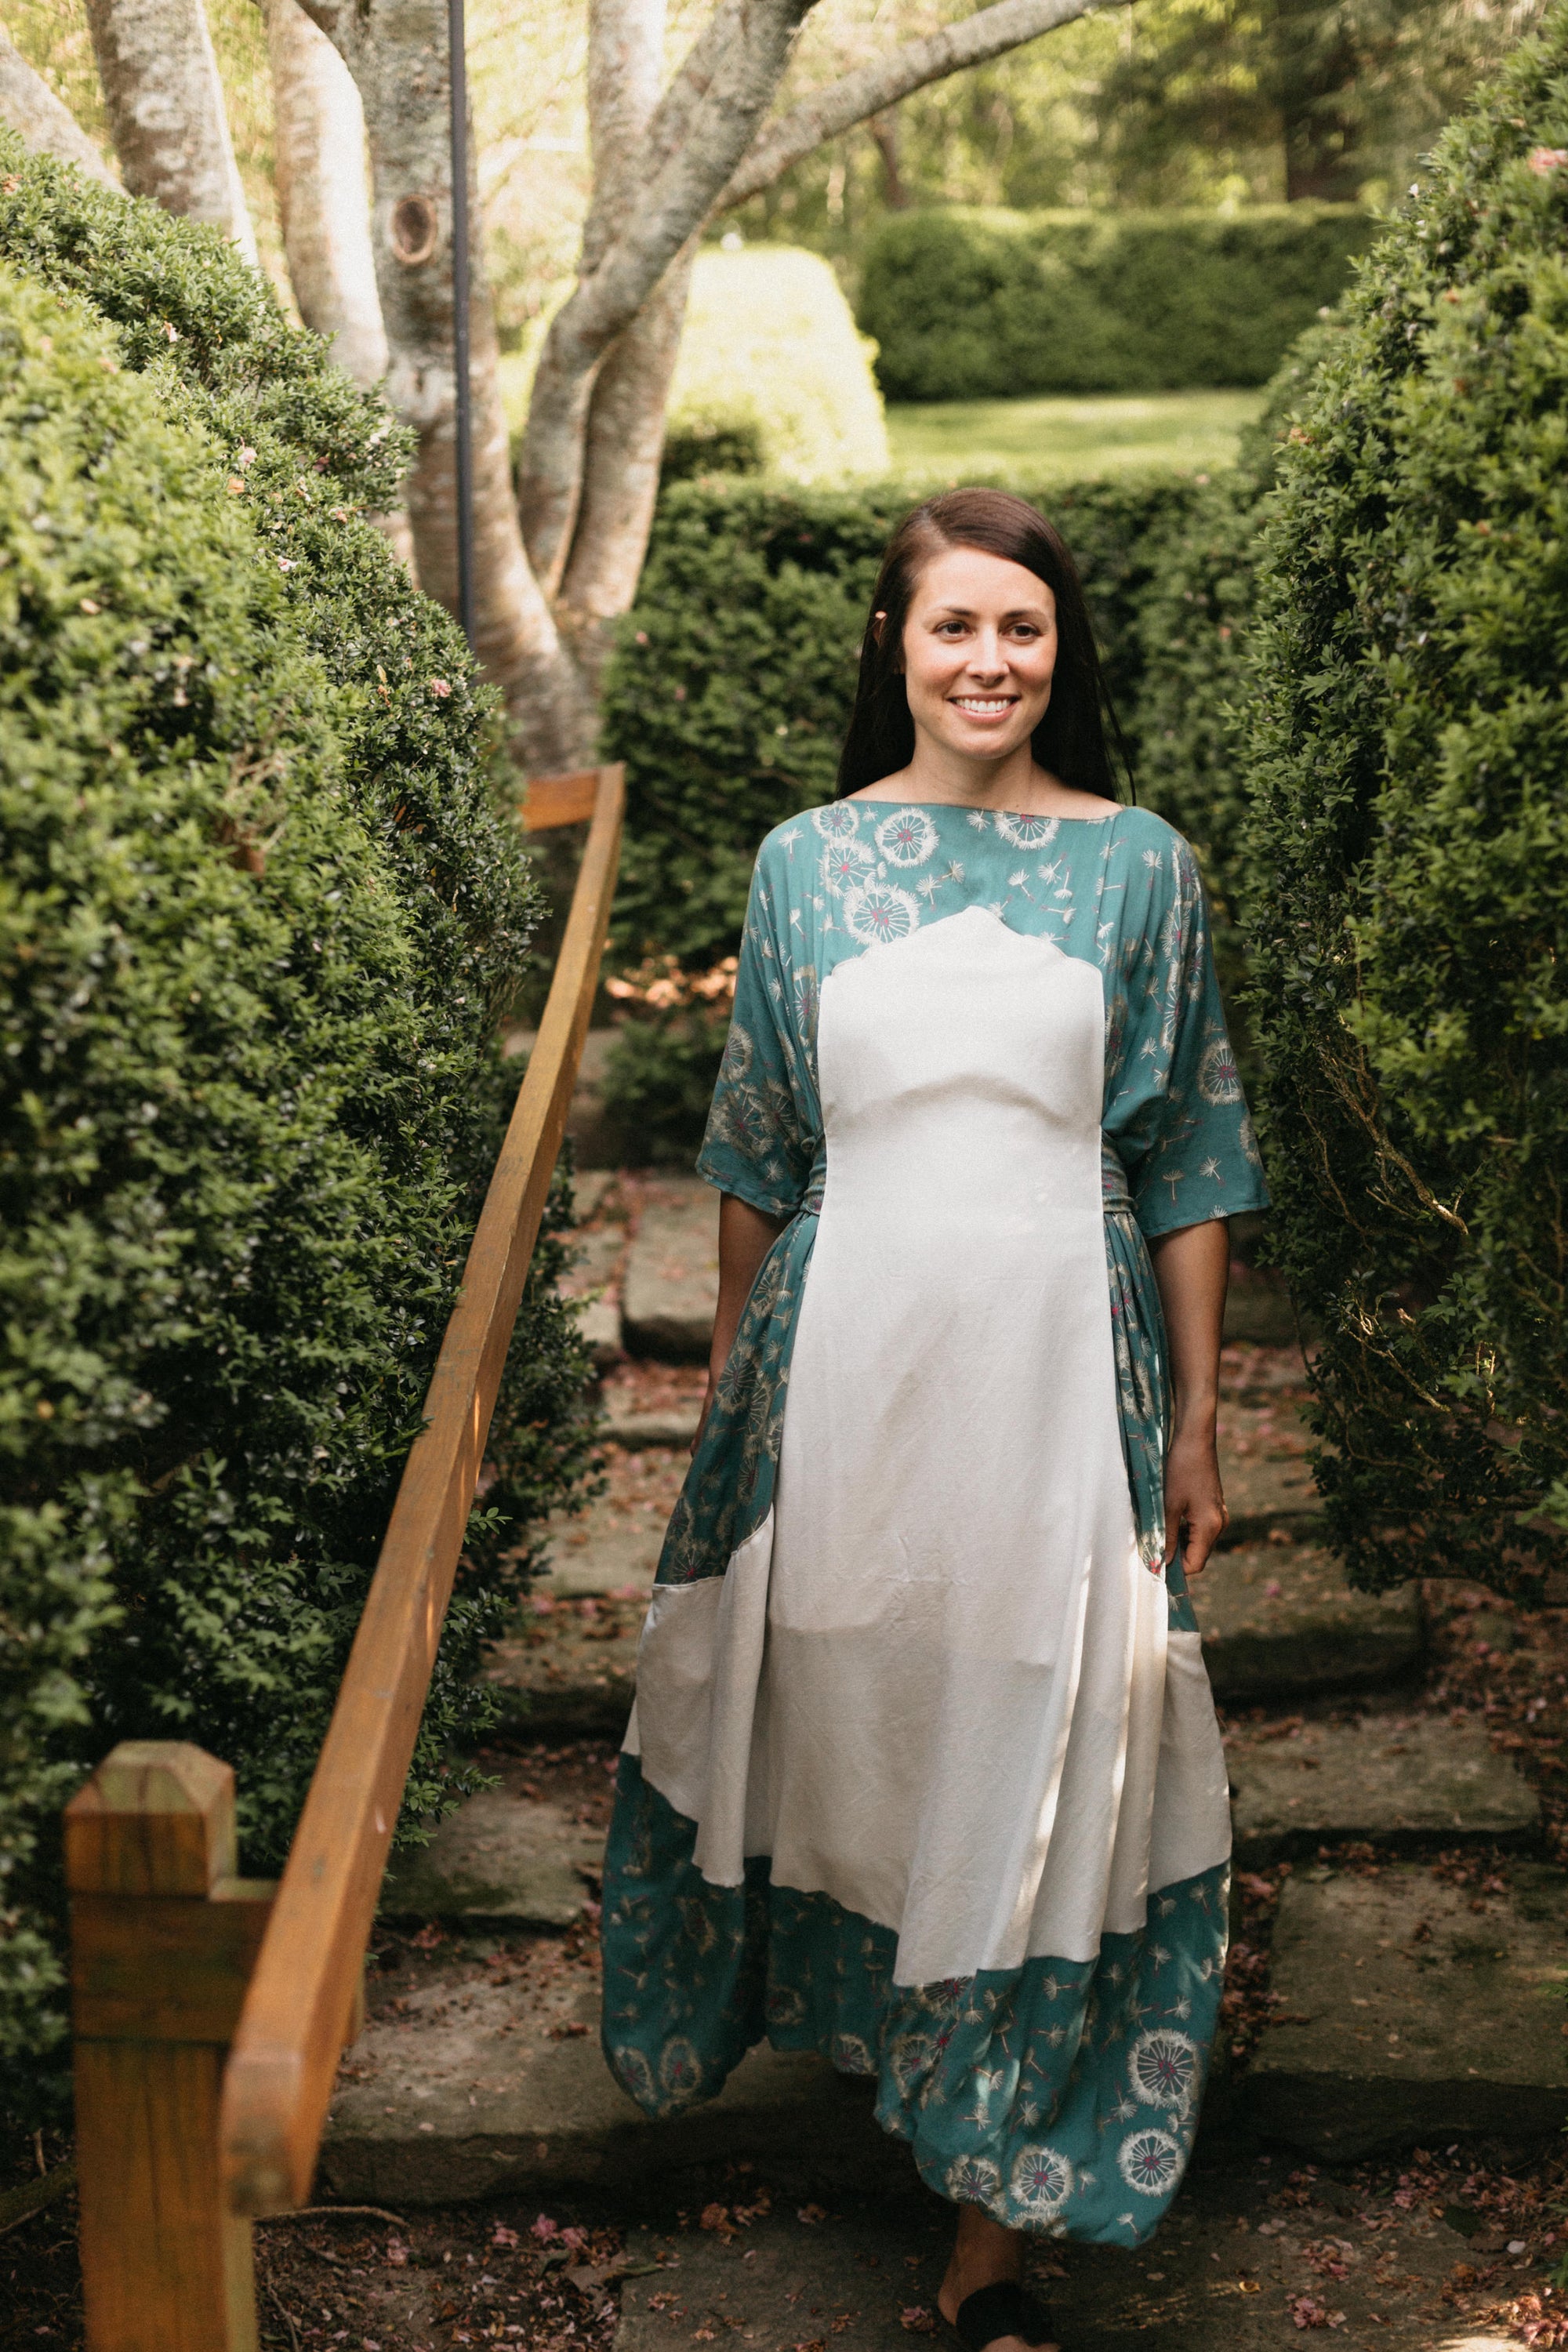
894, 545, 1058, 765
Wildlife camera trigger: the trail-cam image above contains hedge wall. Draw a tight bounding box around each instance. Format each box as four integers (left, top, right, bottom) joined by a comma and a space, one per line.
1240, 20, 1568, 1600
858, 205, 1377, 401
0, 150, 594, 2122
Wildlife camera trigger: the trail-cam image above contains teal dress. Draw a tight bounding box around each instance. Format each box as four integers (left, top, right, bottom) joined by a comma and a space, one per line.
600, 800, 1266, 2245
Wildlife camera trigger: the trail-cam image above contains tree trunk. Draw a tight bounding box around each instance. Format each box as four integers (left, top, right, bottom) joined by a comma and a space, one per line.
302, 0, 589, 770
266, 0, 387, 386
0, 29, 118, 183
867, 109, 907, 207
83, 0, 258, 262
550, 0, 691, 712
555, 252, 691, 710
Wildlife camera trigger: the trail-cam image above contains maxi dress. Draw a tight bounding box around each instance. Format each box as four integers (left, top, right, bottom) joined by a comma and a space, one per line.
599, 799, 1268, 2246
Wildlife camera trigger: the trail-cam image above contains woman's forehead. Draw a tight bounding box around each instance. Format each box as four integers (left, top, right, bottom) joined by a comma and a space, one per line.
910, 543, 1054, 612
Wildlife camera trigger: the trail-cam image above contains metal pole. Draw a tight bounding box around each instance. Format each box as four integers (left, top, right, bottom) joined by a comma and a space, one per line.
448, 0, 476, 651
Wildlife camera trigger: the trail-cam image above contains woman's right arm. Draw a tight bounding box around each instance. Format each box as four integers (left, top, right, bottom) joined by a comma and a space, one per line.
695, 1193, 789, 1450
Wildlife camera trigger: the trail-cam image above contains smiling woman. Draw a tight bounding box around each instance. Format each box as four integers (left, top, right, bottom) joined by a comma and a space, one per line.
598, 491, 1264, 2352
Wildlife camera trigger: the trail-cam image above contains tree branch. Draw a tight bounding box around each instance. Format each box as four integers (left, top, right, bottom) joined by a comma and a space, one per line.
0, 30, 118, 183
517, 0, 814, 593
717, 0, 1132, 212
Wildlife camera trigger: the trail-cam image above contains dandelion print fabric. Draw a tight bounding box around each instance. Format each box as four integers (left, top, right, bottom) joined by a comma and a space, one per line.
601, 802, 1265, 2247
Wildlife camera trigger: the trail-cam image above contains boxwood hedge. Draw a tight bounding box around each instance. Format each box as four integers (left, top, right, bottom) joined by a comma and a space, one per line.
858, 205, 1377, 401
1240, 19, 1568, 1599
0, 150, 594, 2123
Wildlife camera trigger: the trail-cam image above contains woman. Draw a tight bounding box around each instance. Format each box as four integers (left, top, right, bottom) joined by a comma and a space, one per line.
599, 490, 1265, 2352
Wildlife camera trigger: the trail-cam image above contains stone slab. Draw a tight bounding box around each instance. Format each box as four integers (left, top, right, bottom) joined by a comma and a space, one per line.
622, 1180, 719, 1360
1246, 1861, 1568, 2158
1193, 1543, 1423, 1703
543, 1493, 666, 1597
563, 1224, 628, 1367
1227, 1712, 1541, 1864
485, 1591, 644, 1735
604, 1403, 702, 1450
322, 1968, 913, 2207
379, 1788, 603, 1927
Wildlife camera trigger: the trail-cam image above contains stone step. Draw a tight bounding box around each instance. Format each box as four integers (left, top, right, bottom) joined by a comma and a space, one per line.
322, 1960, 910, 2207
1244, 1860, 1568, 2158
1192, 1542, 1423, 1704
380, 1777, 604, 1929
485, 1591, 644, 1737
621, 1178, 720, 1360
1226, 1711, 1540, 1864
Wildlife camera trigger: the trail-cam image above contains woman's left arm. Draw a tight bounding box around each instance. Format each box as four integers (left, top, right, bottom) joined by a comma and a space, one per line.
1148, 1217, 1230, 1576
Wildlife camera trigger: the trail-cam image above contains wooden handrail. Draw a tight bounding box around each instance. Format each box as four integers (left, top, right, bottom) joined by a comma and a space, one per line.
216, 762, 623, 2216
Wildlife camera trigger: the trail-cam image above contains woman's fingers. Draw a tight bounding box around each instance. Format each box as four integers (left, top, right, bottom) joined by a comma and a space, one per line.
1162, 1483, 1229, 1578
1182, 1497, 1228, 1579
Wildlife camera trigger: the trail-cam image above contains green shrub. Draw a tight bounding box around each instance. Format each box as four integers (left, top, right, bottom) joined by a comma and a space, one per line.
859, 205, 1377, 401
1131, 321, 1353, 1015
601, 472, 1202, 975
666, 245, 888, 482
0, 151, 595, 2124
1240, 20, 1568, 1599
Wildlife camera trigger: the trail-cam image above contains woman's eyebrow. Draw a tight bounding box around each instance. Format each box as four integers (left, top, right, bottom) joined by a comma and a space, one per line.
924, 602, 1051, 622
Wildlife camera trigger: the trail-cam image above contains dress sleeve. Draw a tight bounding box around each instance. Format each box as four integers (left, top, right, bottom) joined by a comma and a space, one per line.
1108, 830, 1269, 1240
695, 840, 818, 1218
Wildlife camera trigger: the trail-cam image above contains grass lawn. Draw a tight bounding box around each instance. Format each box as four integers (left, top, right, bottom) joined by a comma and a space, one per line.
884, 388, 1267, 485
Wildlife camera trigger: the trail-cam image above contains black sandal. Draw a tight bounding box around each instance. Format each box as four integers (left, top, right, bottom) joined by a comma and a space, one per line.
951, 2281, 1058, 2352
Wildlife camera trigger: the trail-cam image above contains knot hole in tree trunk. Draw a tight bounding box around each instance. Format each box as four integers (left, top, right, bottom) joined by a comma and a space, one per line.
390, 192, 439, 265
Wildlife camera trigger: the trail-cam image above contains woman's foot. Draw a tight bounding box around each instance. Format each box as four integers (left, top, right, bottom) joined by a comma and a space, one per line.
937, 2206, 1059, 2352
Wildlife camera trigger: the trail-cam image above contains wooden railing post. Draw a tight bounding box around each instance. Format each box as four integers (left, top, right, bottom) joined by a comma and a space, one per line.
67, 1742, 274, 2352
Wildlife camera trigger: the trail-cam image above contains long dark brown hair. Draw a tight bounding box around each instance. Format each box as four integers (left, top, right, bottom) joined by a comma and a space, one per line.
835, 488, 1134, 801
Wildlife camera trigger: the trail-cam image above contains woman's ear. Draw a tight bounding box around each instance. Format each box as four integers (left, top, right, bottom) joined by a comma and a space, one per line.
872, 609, 887, 645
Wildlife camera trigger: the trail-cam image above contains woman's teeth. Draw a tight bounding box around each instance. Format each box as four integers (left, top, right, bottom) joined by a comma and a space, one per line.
952, 697, 1014, 714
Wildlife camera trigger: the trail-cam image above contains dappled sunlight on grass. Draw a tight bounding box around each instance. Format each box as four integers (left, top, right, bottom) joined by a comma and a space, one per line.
884, 388, 1267, 485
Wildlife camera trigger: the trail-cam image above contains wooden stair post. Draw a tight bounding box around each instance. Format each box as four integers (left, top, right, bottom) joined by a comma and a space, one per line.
67, 1742, 274, 2352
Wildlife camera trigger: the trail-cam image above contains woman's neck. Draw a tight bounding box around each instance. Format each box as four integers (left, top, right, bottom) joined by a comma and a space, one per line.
855, 739, 1105, 815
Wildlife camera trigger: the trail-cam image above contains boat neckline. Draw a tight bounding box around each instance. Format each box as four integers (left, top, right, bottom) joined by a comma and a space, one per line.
844, 799, 1124, 825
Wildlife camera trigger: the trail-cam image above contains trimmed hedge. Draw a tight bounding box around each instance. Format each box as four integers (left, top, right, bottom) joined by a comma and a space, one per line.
0, 150, 595, 2123
859, 205, 1377, 401
1240, 21, 1568, 1599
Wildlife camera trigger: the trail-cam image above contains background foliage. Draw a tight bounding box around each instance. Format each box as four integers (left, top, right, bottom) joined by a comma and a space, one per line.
858, 202, 1376, 398
1240, 16, 1568, 1599
0, 149, 595, 2125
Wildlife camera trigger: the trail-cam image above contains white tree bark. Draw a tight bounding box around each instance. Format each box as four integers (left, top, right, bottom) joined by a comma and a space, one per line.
717, 0, 1131, 212
302, 0, 589, 769
0, 30, 118, 183
517, 0, 813, 595
266, 0, 387, 387
83, 0, 258, 262
550, 0, 691, 710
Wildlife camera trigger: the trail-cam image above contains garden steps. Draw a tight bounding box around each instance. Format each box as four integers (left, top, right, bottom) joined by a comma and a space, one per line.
339, 1795, 1566, 2210
1243, 1861, 1568, 2159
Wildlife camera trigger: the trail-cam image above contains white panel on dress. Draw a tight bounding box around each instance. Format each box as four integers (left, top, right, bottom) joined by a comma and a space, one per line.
631, 903, 1232, 1984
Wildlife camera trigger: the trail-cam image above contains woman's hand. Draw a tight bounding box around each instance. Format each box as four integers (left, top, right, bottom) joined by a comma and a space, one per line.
692, 1193, 789, 1454
1147, 1217, 1232, 1580
1163, 1427, 1228, 1577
